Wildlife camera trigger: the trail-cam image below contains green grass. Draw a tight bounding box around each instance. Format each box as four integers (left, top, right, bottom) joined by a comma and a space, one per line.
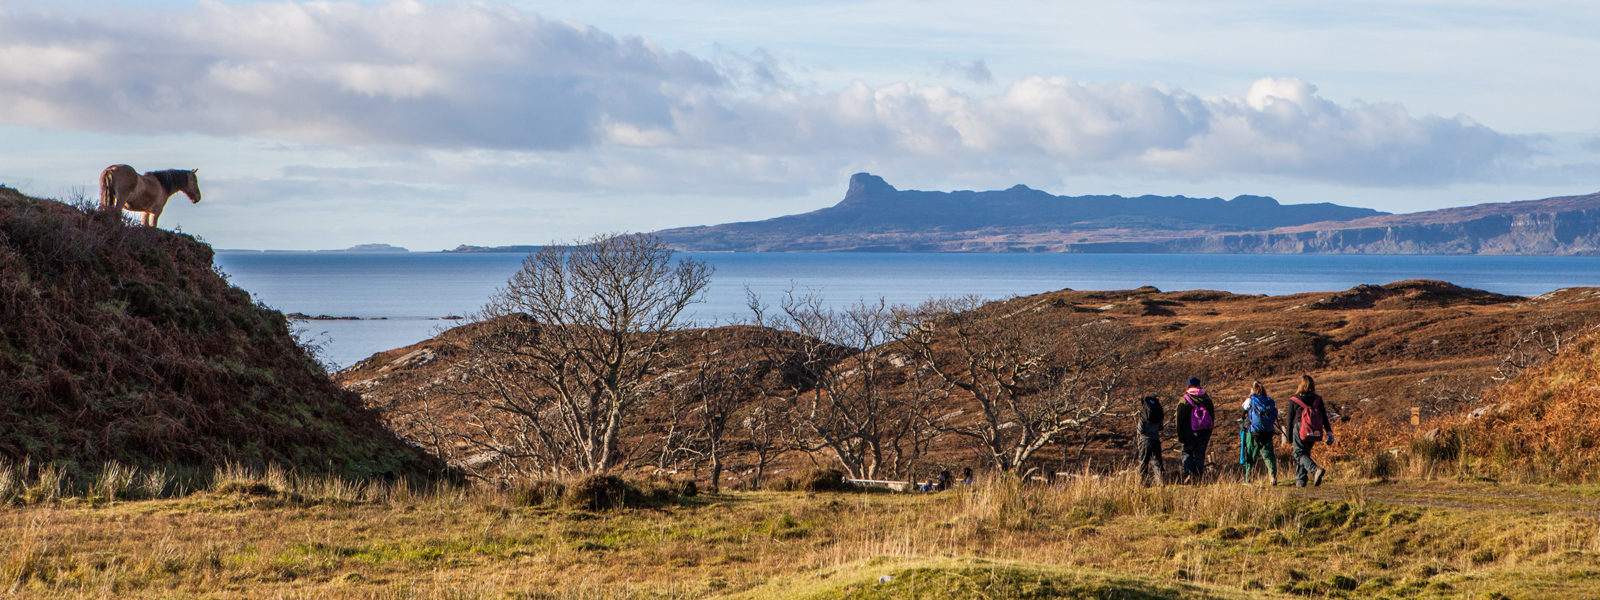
732, 558, 1256, 599
2, 472, 1598, 598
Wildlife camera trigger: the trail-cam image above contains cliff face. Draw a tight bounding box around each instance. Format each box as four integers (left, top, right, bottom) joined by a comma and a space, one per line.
1180, 196, 1600, 254
652, 175, 1600, 254
0, 187, 442, 479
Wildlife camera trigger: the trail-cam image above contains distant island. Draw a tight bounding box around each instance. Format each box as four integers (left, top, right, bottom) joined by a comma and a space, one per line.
646, 173, 1600, 255
444, 244, 544, 253
329, 243, 409, 253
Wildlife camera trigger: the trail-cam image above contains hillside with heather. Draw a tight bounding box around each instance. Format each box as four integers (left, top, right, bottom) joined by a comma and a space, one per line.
651, 174, 1600, 254
1454, 327, 1600, 481
340, 278, 1600, 483
0, 187, 442, 480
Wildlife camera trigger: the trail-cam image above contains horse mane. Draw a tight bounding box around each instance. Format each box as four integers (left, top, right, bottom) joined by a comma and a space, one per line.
144, 170, 190, 194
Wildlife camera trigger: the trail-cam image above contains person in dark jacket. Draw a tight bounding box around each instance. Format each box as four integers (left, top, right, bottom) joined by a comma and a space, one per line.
1177, 377, 1216, 483
1135, 395, 1165, 486
1286, 374, 1335, 486
1239, 380, 1279, 485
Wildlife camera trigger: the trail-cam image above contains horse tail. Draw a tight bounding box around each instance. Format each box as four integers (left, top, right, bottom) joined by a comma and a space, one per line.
99, 167, 118, 211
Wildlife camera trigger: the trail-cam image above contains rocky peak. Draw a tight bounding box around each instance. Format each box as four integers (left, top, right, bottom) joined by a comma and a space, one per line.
843, 172, 897, 203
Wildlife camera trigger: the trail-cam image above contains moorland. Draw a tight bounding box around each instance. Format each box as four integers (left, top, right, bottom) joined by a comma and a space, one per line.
3, 186, 1600, 599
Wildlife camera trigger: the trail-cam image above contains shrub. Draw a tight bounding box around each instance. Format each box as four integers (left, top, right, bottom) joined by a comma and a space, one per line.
510, 479, 566, 507
768, 468, 853, 492
564, 474, 639, 511
1358, 449, 1401, 481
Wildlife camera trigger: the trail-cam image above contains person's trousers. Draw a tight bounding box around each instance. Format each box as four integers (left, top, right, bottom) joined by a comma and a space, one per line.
1244, 432, 1277, 482
1293, 435, 1321, 486
1181, 428, 1213, 479
1135, 435, 1163, 486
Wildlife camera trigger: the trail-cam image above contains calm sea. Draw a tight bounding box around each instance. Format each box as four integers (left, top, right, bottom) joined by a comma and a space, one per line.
212, 252, 1600, 369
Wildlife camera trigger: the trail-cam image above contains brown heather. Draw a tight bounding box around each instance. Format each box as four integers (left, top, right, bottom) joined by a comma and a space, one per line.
0, 187, 442, 481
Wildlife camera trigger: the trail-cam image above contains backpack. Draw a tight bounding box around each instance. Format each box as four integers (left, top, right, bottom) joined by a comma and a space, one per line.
1185, 393, 1214, 431
1292, 395, 1324, 441
1247, 394, 1277, 434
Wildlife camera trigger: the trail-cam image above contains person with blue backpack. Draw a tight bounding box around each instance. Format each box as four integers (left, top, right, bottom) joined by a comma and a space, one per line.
1286, 374, 1335, 487
1239, 380, 1279, 485
1177, 377, 1216, 483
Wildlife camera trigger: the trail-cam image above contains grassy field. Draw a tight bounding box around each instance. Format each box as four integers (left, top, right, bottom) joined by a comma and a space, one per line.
4, 467, 1599, 599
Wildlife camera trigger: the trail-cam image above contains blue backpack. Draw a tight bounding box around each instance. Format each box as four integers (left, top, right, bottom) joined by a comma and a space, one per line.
1247, 394, 1278, 434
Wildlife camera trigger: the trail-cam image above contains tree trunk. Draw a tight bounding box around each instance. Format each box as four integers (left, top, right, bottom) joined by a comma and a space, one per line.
709, 452, 723, 494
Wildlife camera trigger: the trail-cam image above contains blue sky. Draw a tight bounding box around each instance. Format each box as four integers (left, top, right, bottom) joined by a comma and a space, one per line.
1, 0, 1597, 250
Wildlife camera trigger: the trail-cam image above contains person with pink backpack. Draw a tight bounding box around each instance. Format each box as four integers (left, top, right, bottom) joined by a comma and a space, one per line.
1286, 374, 1336, 486
1177, 377, 1216, 483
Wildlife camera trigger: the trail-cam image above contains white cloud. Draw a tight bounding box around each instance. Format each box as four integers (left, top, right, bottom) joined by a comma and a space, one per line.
0, 1, 1533, 188
0, 1, 722, 149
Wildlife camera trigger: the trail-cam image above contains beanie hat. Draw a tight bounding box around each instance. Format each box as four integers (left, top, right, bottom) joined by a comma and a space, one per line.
1187, 377, 1201, 388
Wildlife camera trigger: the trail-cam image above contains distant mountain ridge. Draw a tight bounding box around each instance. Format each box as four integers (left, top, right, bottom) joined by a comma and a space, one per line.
653, 173, 1386, 252
1183, 192, 1600, 254
650, 174, 1600, 254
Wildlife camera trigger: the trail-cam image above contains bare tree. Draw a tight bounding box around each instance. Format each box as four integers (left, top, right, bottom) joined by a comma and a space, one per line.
750, 289, 934, 481
1494, 314, 1591, 381
737, 392, 792, 489
895, 297, 1150, 475
451, 233, 711, 476
667, 330, 765, 492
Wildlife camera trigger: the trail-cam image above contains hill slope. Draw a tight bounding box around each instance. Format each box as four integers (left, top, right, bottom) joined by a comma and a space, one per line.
1458, 326, 1600, 481
0, 187, 441, 479
342, 279, 1600, 478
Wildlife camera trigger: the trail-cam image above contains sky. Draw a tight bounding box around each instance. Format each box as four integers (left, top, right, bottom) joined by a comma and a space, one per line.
1, 0, 1597, 250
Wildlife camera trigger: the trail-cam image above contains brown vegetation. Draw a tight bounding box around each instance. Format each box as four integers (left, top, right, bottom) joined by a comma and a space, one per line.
344, 273, 1600, 484
0, 188, 441, 481
1446, 327, 1600, 481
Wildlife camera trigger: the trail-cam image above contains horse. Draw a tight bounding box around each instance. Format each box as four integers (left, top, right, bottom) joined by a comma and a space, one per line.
99, 164, 202, 227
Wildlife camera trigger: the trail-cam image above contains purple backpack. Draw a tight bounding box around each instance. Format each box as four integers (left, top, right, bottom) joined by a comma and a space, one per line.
1185, 392, 1214, 431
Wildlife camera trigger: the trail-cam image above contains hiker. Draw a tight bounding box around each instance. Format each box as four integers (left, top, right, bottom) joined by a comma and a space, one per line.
1135, 395, 1165, 486
1178, 377, 1216, 483
1239, 380, 1279, 485
961, 467, 974, 486
936, 469, 954, 491
1286, 374, 1335, 487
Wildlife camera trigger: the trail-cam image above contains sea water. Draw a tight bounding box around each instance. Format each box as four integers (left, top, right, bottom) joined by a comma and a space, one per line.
212, 252, 1600, 369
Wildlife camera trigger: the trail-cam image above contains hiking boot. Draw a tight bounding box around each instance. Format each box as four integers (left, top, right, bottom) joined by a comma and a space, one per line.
1312, 468, 1325, 486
